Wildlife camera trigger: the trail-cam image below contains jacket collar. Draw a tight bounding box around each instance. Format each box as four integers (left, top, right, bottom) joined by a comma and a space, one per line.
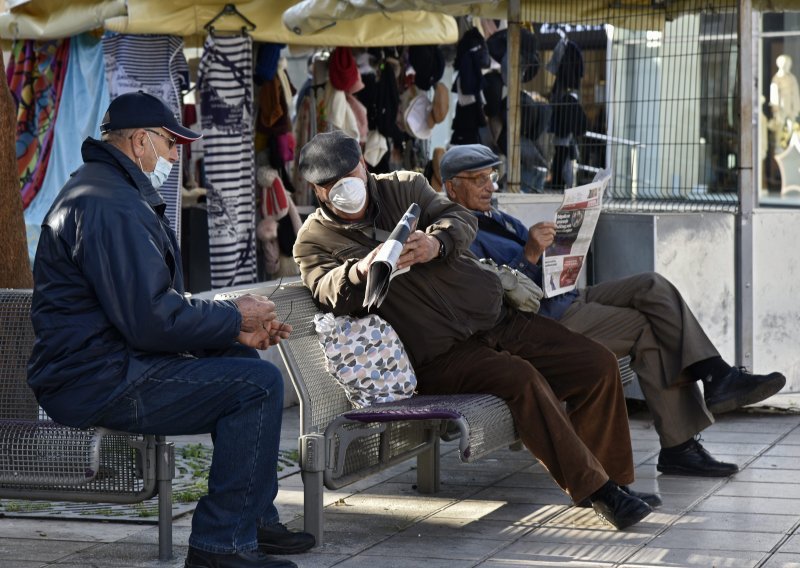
80, 138, 167, 215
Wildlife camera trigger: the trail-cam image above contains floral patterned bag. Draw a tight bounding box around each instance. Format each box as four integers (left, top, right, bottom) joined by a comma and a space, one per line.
313, 312, 417, 408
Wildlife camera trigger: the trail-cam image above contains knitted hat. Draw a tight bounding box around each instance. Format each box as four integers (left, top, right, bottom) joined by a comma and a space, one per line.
329, 47, 359, 92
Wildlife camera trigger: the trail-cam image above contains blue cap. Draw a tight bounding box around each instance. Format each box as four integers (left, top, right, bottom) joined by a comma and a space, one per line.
100, 91, 201, 144
440, 144, 502, 181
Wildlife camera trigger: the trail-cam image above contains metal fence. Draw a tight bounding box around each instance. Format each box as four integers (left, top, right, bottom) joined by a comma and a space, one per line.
512, 0, 740, 212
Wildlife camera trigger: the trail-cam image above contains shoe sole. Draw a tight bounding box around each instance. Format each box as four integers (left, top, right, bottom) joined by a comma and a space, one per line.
259, 544, 314, 555
657, 464, 738, 477
706, 375, 786, 414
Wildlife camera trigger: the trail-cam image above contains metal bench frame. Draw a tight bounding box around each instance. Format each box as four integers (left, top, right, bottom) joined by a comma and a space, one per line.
218, 282, 635, 545
0, 289, 175, 562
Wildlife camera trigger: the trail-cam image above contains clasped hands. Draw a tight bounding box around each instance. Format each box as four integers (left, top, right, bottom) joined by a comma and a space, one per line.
233, 294, 292, 350
355, 231, 440, 281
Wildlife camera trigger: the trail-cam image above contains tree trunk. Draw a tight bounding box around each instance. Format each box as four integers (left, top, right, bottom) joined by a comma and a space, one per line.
0, 45, 33, 288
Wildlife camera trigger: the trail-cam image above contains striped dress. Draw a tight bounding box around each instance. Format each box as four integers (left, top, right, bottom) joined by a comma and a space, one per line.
102, 33, 189, 237
197, 34, 257, 288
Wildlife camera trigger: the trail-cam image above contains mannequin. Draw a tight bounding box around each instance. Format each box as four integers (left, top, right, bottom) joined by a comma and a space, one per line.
770, 54, 800, 135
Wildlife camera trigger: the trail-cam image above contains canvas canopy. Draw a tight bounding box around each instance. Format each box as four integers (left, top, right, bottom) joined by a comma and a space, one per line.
0, 0, 458, 45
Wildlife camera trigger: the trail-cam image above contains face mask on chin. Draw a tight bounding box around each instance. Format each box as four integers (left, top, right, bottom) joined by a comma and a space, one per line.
139, 132, 173, 189
328, 176, 367, 214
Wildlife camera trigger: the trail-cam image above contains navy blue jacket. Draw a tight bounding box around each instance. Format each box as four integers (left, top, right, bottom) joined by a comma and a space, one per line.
28, 138, 241, 428
468, 208, 578, 320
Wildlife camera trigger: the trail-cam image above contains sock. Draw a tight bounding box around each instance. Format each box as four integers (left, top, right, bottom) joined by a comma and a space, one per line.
661, 437, 694, 453
589, 479, 617, 502
686, 357, 731, 383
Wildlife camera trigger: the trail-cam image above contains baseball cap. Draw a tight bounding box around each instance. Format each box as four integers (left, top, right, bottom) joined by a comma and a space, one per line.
100, 91, 201, 144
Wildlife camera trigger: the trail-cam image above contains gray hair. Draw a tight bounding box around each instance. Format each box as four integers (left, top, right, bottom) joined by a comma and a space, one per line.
101, 128, 137, 146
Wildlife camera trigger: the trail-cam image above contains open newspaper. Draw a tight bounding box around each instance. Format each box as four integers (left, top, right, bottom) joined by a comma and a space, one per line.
542, 169, 611, 298
363, 203, 421, 309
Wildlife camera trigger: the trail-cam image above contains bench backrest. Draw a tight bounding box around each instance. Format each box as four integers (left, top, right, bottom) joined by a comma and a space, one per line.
0, 290, 39, 421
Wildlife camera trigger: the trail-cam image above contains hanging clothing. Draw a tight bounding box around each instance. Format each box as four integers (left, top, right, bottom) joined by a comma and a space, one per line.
23, 33, 110, 262
198, 33, 257, 288
102, 33, 189, 236
7, 38, 70, 209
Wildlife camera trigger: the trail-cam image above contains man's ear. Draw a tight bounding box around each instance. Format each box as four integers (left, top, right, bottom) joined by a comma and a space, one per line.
444, 180, 455, 201
130, 129, 147, 158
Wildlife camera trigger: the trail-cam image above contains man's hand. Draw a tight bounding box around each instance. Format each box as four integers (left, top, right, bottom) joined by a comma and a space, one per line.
233, 294, 278, 333
237, 319, 293, 350
524, 222, 556, 265
355, 244, 384, 281
397, 231, 439, 270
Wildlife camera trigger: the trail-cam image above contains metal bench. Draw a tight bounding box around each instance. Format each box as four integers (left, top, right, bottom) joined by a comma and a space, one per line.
217, 281, 635, 545
0, 289, 175, 562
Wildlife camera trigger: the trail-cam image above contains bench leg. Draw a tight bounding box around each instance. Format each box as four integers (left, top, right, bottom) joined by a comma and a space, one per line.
302, 470, 324, 546
156, 436, 175, 562
416, 437, 440, 494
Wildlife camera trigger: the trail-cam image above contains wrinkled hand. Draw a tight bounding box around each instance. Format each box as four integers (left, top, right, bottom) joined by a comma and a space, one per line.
237, 319, 293, 350
397, 231, 439, 270
234, 294, 277, 333
355, 243, 384, 281
524, 222, 556, 264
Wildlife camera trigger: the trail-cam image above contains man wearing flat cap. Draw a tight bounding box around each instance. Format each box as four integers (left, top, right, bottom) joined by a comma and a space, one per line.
441, 143, 786, 479
294, 130, 658, 531
29, 91, 313, 568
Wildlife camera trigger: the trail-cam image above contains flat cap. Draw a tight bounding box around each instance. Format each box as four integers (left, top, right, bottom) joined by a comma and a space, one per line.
298, 130, 362, 186
440, 144, 502, 181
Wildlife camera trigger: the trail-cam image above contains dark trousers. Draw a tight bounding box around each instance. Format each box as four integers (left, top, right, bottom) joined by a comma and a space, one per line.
414, 309, 633, 504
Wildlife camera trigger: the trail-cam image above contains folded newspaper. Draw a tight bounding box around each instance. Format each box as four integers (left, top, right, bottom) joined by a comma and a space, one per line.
542, 169, 612, 298
363, 203, 421, 309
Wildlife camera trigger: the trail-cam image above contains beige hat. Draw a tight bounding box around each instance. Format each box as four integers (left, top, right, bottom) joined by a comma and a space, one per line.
403, 93, 434, 140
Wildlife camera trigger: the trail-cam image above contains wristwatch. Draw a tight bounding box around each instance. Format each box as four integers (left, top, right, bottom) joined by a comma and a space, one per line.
435, 236, 446, 259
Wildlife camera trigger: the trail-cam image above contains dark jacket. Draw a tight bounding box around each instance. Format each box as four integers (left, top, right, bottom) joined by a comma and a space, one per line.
28, 138, 241, 428
293, 171, 505, 368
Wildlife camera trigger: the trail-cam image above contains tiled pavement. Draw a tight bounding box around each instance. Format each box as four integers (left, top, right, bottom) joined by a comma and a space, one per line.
2, 397, 800, 568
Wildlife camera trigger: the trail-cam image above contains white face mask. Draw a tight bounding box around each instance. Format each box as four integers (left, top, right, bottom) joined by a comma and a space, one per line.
140, 132, 173, 189
328, 176, 367, 214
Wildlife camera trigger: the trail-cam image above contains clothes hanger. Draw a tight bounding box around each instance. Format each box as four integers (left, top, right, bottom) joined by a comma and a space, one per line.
204, 3, 257, 37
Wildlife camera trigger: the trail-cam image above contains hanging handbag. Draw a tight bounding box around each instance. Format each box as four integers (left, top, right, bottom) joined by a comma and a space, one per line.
476, 258, 543, 313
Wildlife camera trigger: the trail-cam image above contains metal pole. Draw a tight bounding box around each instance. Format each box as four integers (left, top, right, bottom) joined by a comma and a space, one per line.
506, 0, 522, 193
736, 0, 756, 369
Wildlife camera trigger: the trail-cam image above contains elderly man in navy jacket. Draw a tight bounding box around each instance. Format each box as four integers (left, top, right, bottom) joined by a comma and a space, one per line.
28, 92, 313, 568
441, 144, 786, 478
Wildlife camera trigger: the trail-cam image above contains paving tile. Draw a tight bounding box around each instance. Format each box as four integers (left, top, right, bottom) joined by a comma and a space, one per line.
631, 475, 723, 496
645, 527, 783, 552
397, 517, 535, 541
518, 525, 653, 546
0, 538, 94, 563
672, 510, 797, 533
700, 441, 772, 455
777, 533, 800, 553
715, 480, 800, 499
430, 500, 567, 524
761, 553, 800, 567
0, 518, 148, 543
732, 467, 800, 483
335, 557, 474, 568
493, 472, 564, 490
55, 542, 187, 567
0, 562, 44, 568
544, 507, 668, 535
353, 533, 508, 561
695, 495, 800, 516
749, 455, 800, 469
484, 539, 639, 565
764, 444, 800, 457
695, 430, 780, 444
468, 486, 573, 506
289, 553, 351, 568
623, 547, 763, 567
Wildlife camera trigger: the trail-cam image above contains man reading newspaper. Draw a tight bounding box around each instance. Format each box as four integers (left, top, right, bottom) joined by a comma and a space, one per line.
441, 144, 786, 479
294, 130, 658, 530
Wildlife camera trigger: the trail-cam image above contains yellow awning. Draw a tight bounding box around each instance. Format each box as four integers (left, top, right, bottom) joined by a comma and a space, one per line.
0, 0, 459, 46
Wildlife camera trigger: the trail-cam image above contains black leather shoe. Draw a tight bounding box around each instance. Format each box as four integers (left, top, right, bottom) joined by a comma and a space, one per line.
184, 546, 297, 568
704, 367, 786, 414
575, 485, 661, 509
257, 523, 315, 555
591, 483, 651, 530
620, 485, 662, 508
657, 437, 738, 477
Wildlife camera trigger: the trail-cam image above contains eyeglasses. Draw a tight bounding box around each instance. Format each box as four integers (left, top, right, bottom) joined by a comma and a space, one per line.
453, 170, 499, 187
144, 129, 177, 150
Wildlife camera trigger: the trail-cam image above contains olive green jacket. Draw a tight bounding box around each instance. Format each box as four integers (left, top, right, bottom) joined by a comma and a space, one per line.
294, 170, 504, 367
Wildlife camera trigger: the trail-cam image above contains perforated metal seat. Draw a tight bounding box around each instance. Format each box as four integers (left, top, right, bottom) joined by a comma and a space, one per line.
0, 289, 174, 561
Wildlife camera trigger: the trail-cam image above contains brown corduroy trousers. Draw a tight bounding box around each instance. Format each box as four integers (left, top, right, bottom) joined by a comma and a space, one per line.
414, 308, 634, 504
